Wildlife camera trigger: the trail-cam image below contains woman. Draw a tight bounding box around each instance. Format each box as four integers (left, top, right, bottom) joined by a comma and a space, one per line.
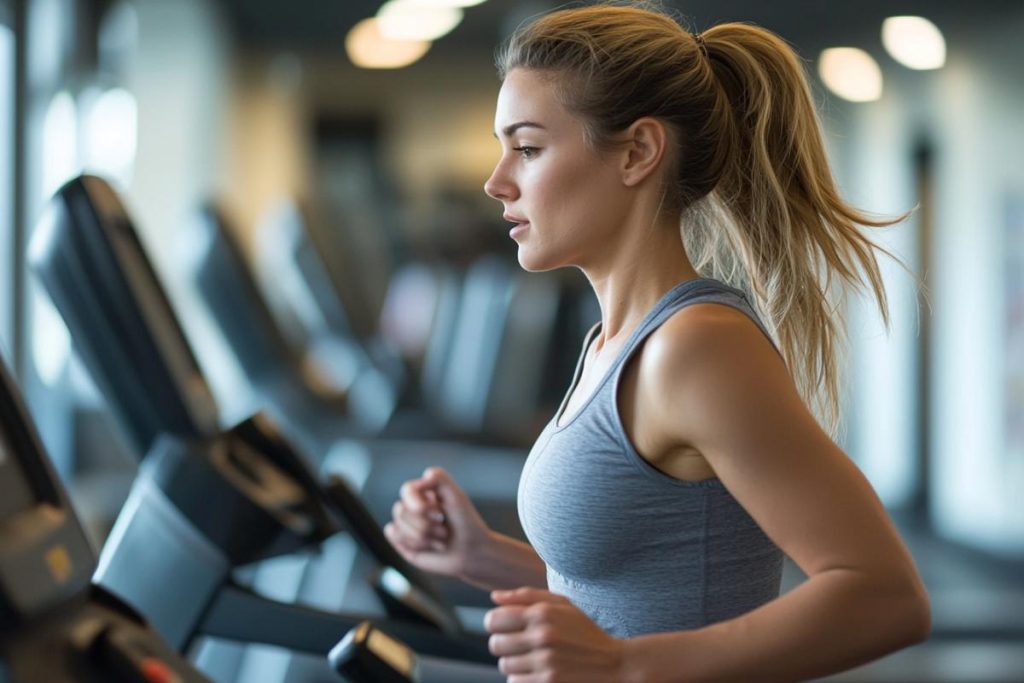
383, 4, 931, 681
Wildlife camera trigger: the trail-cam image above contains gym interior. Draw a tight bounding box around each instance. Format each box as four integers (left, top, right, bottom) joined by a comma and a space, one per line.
0, 0, 1022, 681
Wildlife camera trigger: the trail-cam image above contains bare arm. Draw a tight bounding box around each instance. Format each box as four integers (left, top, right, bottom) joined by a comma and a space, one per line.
461, 530, 547, 591
621, 305, 931, 681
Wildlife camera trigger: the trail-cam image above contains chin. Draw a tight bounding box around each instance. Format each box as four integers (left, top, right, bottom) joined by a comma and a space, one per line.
515, 244, 567, 273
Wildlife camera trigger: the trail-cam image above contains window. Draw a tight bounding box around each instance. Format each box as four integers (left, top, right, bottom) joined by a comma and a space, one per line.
0, 3, 14, 365
21, 0, 82, 481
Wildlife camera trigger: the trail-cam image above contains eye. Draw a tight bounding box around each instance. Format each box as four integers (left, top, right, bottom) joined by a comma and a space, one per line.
512, 146, 539, 159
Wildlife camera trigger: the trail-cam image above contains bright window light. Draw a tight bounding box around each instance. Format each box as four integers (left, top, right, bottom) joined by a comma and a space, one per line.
377, 0, 463, 41
85, 87, 138, 186
346, 18, 431, 69
882, 16, 946, 70
31, 280, 71, 386
818, 48, 883, 103
41, 90, 78, 201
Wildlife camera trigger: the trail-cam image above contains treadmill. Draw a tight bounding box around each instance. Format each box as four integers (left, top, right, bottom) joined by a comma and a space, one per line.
228, 201, 569, 450
0, 359, 207, 682
27, 176, 527, 533
176, 202, 546, 534
254, 198, 408, 420
27, 176, 502, 681
0, 358, 501, 683
187, 203, 576, 526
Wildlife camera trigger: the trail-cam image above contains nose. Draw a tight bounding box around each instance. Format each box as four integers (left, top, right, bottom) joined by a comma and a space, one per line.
484, 158, 517, 202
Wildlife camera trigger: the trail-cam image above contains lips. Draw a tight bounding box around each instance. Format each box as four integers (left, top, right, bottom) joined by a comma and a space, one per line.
503, 213, 528, 240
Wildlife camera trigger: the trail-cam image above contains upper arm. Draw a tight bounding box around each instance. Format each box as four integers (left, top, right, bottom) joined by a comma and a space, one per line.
643, 305, 920, 583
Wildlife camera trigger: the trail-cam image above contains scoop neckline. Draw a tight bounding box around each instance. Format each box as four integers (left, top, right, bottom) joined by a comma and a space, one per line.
552, 276, 715, 432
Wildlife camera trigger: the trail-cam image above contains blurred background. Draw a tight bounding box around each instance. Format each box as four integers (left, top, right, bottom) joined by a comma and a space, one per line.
0, 0, 1022, 680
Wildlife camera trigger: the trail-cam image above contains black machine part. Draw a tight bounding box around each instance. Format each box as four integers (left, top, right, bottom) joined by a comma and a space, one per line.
0, 359, 209, 682
319, 476, 462, 635
328, 622, 416, 683
225, 414, 460, 633
223, 413, 463, 635
197, 583, 494, 664
2, 585, 209, 679
0, 366, 93, 624
145, 412, 465, 637
28, 175, 218, 456
141, 411, 342, 567
2, 585, 210, 683
327, 622, 506, 683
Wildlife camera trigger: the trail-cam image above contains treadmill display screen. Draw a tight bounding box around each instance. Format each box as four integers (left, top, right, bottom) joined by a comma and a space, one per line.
0, 426, 37, 519
104, 210, 219, 436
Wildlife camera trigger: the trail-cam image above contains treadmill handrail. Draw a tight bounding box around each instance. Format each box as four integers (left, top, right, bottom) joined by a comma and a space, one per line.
200, 582, 495, 665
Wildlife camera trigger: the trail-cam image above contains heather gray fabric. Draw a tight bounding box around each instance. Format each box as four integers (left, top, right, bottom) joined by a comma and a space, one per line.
518, 277, 785, 638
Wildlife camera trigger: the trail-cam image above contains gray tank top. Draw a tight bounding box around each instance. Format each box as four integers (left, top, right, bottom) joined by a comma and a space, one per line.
518, 277, 784, 638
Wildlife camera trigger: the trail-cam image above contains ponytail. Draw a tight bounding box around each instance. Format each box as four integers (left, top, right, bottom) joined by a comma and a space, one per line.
687, 24, 907, 436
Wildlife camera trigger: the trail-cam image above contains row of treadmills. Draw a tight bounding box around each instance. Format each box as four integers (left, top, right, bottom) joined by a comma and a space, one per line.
1, 174, 595, 682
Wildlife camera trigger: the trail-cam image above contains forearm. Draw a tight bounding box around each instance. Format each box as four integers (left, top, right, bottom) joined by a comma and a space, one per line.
623, 570, 930, 683
459, 530, 547, 591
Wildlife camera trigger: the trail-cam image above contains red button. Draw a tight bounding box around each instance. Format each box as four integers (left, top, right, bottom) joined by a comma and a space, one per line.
139, 658, 182, 683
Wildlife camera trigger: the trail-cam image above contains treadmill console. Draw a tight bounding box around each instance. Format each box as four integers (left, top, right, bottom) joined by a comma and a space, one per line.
0, 361, 209, 682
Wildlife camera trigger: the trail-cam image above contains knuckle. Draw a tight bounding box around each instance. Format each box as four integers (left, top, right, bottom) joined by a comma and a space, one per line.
534, 626, 557, 647
531, 602, 554, 620
538, 648, 557, 667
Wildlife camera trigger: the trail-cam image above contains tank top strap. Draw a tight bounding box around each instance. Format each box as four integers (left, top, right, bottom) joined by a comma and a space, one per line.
600, 277, 781, 382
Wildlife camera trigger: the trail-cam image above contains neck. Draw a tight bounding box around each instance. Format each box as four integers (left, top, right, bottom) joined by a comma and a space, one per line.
579, 213, 701, 354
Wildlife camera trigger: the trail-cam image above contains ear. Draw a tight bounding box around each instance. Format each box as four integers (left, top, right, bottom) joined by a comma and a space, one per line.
619, 117, 670, 188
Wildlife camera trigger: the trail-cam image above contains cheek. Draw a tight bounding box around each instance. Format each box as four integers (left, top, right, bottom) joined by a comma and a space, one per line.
549, 168, 622, 237
532, 157, 617, 224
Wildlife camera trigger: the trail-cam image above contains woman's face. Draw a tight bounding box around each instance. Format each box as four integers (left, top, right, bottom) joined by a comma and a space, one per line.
484, 68, 630, 272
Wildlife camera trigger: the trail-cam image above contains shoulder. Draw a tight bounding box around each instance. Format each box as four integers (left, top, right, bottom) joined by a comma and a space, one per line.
641, 301, 785, 387
636, 302, 799, 446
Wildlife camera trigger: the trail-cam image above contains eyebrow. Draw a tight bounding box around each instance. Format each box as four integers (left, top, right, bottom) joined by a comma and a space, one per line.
493, 121, 546, 138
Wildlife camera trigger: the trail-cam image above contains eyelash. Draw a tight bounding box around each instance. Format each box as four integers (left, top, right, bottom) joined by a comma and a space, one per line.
512, 146, 539, 159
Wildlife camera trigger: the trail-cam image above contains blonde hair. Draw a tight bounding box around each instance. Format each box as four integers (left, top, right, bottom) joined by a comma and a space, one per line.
496, 2, 908, 438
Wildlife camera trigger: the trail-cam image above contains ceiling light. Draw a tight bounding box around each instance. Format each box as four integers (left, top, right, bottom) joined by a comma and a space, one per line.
377, 0, 463, 41
818, 48, 883, 103
882, 16, 946, 70
345, 18, 431, 69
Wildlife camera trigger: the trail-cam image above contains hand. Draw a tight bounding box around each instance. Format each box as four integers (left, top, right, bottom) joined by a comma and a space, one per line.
384, 467, 492, 579
485, 588, 626, 683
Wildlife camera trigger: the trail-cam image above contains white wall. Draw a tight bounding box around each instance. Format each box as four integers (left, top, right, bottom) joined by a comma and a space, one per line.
837, 84, 921, 508
221, 54, 313, 254
127, 0, 231, 251
929, 16, 1024, 555
837, 8, 1024, 556
123, 0, 254, 423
